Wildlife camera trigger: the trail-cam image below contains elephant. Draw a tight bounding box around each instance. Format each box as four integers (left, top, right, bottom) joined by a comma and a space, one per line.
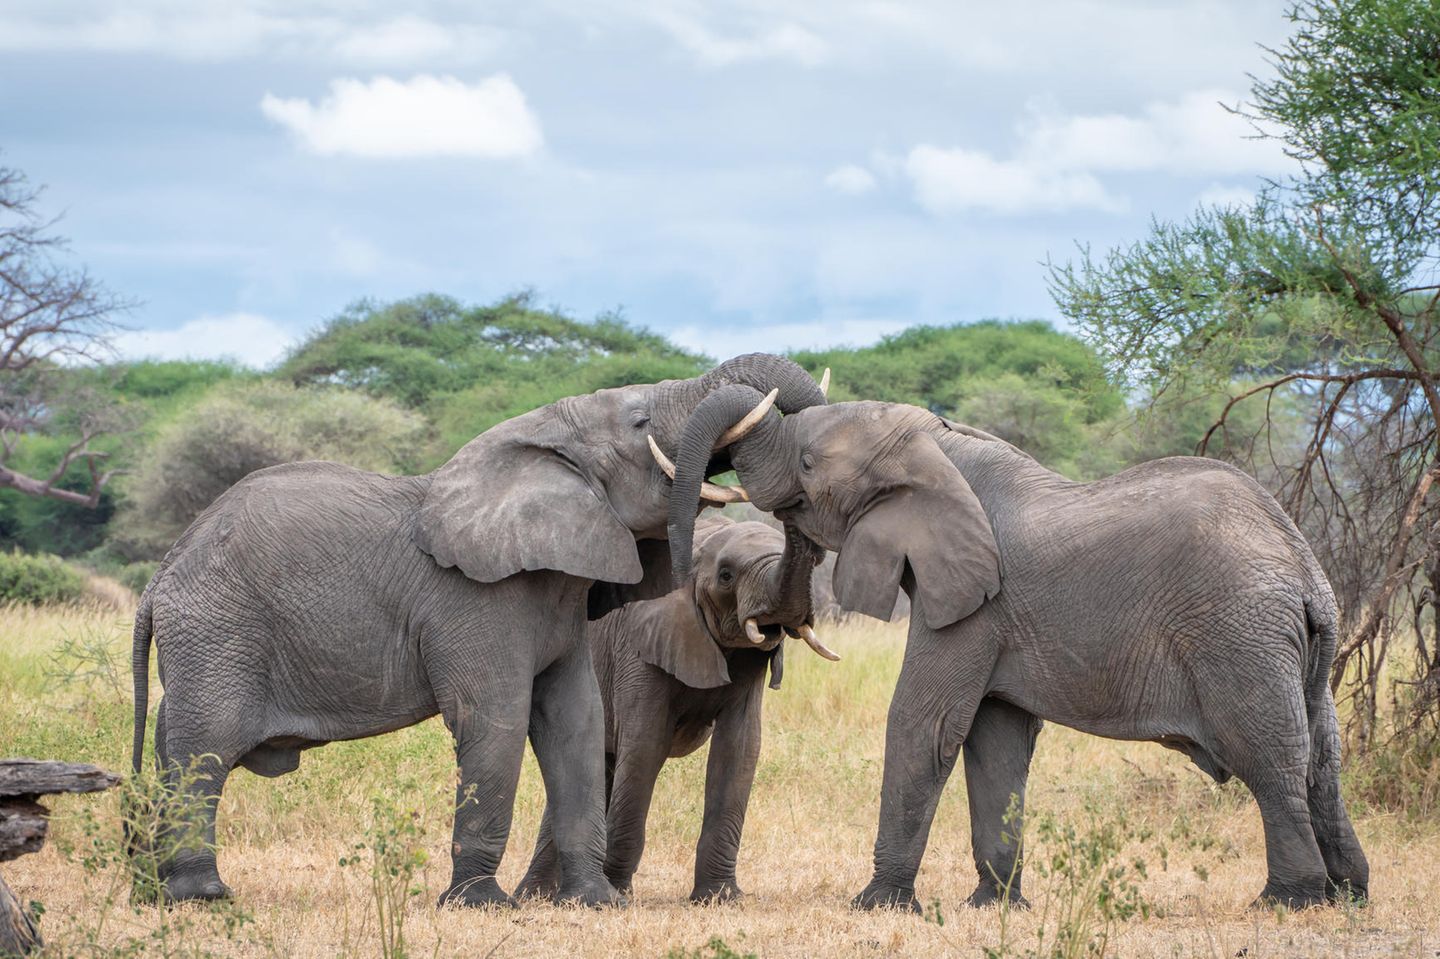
128, 354, 827, 907
516, 515, 836, 903
660, 397, 1370, 911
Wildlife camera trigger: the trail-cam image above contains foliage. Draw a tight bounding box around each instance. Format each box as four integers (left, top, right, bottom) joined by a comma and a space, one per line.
793, 319, 1126, 476
109, 381, 428, 560
664, 936, 758, 959
0, 548, 85, 604
339, 796, 431, 959
1049, 0, 1440, 749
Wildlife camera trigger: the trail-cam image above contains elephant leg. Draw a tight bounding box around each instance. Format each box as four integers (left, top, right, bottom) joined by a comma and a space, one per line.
528, 639, 618, 907
154, 695, 250, 904
602, 704, 672, 896
962, 698, 1041, 908
854, 630, 994, 913
692, 676, 764, 904
1305, 694, 1369, 902
517, 754, 617, 901
436, 683, 531, 908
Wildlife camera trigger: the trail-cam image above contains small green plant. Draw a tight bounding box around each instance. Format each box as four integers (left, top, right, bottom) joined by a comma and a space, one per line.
44, 623, 130, 701
663, 936, 758, 959
46, 760, 258, 958
0, 549, 86, 605
339, 795, 431, 959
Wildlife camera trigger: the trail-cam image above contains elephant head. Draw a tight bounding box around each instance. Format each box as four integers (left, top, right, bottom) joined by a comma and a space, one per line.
667, 400, 1000, 631
635, 516, 837, 690
413, 354, 827, 587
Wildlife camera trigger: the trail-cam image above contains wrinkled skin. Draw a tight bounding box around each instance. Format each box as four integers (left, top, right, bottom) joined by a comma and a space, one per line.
129, 355, 826, 908
675, 401, 1369, 912
516, 517, 823, 903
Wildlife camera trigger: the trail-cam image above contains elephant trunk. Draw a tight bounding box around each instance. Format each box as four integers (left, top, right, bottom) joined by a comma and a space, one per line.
664, 354, 826, 584
767, 523, 819, 627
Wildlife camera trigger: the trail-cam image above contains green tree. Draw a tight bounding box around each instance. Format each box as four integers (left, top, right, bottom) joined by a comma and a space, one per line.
109, 382, 428, 560
793, 320, 1126, 477
1049, 0, 1440, 743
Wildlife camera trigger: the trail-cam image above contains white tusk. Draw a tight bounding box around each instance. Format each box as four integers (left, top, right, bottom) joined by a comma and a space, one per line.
649, 435, 751, 504
818, 367, 830, 398
744, 618, 766, 645
715, 388, 778, 448
798, 623, 840, 661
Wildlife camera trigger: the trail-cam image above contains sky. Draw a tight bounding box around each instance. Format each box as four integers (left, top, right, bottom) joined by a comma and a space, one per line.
0, 1, 1297, 367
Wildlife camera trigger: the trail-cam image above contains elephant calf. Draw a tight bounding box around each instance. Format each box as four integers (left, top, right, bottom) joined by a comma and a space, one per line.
518, 516, 836, 903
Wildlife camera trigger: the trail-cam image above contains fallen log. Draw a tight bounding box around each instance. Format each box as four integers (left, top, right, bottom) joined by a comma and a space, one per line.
0, 759, 120, 957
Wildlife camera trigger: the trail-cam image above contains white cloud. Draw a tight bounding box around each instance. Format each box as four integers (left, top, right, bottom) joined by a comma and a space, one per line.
899, 89, 1291, 217
648, 10, 828, 67
330, 17, 503, 65
1195, 183, 1258, 208
905, 145, 1124, 216
114, 314, 294, 368
260, 74, 543, 159
824, 164, 877, 195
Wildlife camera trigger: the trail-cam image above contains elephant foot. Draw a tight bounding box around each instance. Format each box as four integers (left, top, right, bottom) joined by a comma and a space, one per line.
1251, 877, 1328, 911
690, 880, 744, 904
555, 878, 626, 908
438, 877, 518, 909
852, 881, 921, 913
162, 870, 233, 905
515, 868, 562, 903
965, 882, 1029, 909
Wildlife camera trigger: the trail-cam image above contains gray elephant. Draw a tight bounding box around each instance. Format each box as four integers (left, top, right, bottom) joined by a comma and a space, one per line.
516, 515, 835, 903
128, 354, 827, 907
660, 397, 1369, 911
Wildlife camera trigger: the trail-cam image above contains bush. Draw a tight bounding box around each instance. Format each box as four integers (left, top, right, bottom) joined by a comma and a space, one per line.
108, 382, 429, 560
0, 550, 87, 605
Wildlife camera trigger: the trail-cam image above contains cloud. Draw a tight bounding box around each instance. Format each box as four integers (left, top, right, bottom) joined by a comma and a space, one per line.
114, 314, 295, 368
329, 17, 504, 65
260, 74, 543, 158
648, 10, 827, 67
824, 164, 877, 195
1195, 183, 1258, 208
900, 89, 1291, 216
905, 145, 1124, 216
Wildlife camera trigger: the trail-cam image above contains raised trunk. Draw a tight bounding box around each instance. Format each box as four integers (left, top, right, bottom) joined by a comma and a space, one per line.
767, 523, 819, 626
664, 355, 825, 584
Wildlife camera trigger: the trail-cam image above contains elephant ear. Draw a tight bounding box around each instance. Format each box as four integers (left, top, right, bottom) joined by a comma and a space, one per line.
633, 597, 731, 689
415, 429, 643, 585
832, 430, 1000, 629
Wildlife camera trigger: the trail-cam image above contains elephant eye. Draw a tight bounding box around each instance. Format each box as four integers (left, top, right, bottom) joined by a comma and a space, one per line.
800, 452, 815, 473
630, 410, 650, 429
717, 566, 734, 586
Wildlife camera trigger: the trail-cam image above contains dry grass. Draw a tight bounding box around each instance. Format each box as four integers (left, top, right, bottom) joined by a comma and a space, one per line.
3, 604, 1437, 957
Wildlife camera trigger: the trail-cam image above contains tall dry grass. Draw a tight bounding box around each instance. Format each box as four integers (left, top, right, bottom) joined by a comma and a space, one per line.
2, 604, 1436, 957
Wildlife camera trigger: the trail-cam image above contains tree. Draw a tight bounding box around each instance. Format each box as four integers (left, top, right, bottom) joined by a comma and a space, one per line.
0, 162, 129, 508
1049, 0, 1440, 747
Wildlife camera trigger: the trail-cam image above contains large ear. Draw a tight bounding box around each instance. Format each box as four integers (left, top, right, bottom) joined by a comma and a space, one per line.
832, 430, 1000, 629
633, 597, 731, 689
415, 431, 642, 585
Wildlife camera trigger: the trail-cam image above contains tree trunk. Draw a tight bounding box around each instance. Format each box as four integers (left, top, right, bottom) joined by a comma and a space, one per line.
0, 872, 40, 958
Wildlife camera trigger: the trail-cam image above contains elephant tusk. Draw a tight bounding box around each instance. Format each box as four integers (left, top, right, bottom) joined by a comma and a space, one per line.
715, 388, 778, 448
818, 367, 830, 398
744, 618, 767, 645
648, 435, 750, 504
798, 624, 841, 661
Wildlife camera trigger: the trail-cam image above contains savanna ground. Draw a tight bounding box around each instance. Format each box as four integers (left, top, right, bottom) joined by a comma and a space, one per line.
3, 597, 1437, 958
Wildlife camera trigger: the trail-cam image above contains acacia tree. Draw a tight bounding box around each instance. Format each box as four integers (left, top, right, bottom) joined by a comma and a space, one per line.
0, 162, 129, 507
1049, 0, 1440, 749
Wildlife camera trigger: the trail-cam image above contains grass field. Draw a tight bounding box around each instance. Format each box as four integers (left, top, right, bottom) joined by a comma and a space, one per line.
3, 598, 1437, 957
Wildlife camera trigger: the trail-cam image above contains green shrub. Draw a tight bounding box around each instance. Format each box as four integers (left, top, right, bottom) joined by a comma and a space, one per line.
0, 549, 87, 605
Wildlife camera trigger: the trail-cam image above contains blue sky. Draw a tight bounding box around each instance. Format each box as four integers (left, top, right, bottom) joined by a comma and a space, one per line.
0, 1, 1295, 367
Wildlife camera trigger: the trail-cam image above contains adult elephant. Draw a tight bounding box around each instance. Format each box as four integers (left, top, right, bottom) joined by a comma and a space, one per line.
129, 354, 826, 908
663, 398, 1369, 911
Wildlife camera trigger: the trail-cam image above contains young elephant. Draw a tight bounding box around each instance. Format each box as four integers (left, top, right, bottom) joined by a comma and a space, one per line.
518, 516, 836, 903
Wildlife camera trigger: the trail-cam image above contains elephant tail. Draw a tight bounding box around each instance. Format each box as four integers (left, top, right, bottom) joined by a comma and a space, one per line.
131, 583, 155, 775
1302, 594, 1338, 718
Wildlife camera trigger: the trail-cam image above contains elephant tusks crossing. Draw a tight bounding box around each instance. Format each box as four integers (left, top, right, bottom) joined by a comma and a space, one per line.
647, 435, 750, 503
798, 623, 841, 661
744, 618, 766, 645
714, 388, 778, 448
818, 367, 830, 398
